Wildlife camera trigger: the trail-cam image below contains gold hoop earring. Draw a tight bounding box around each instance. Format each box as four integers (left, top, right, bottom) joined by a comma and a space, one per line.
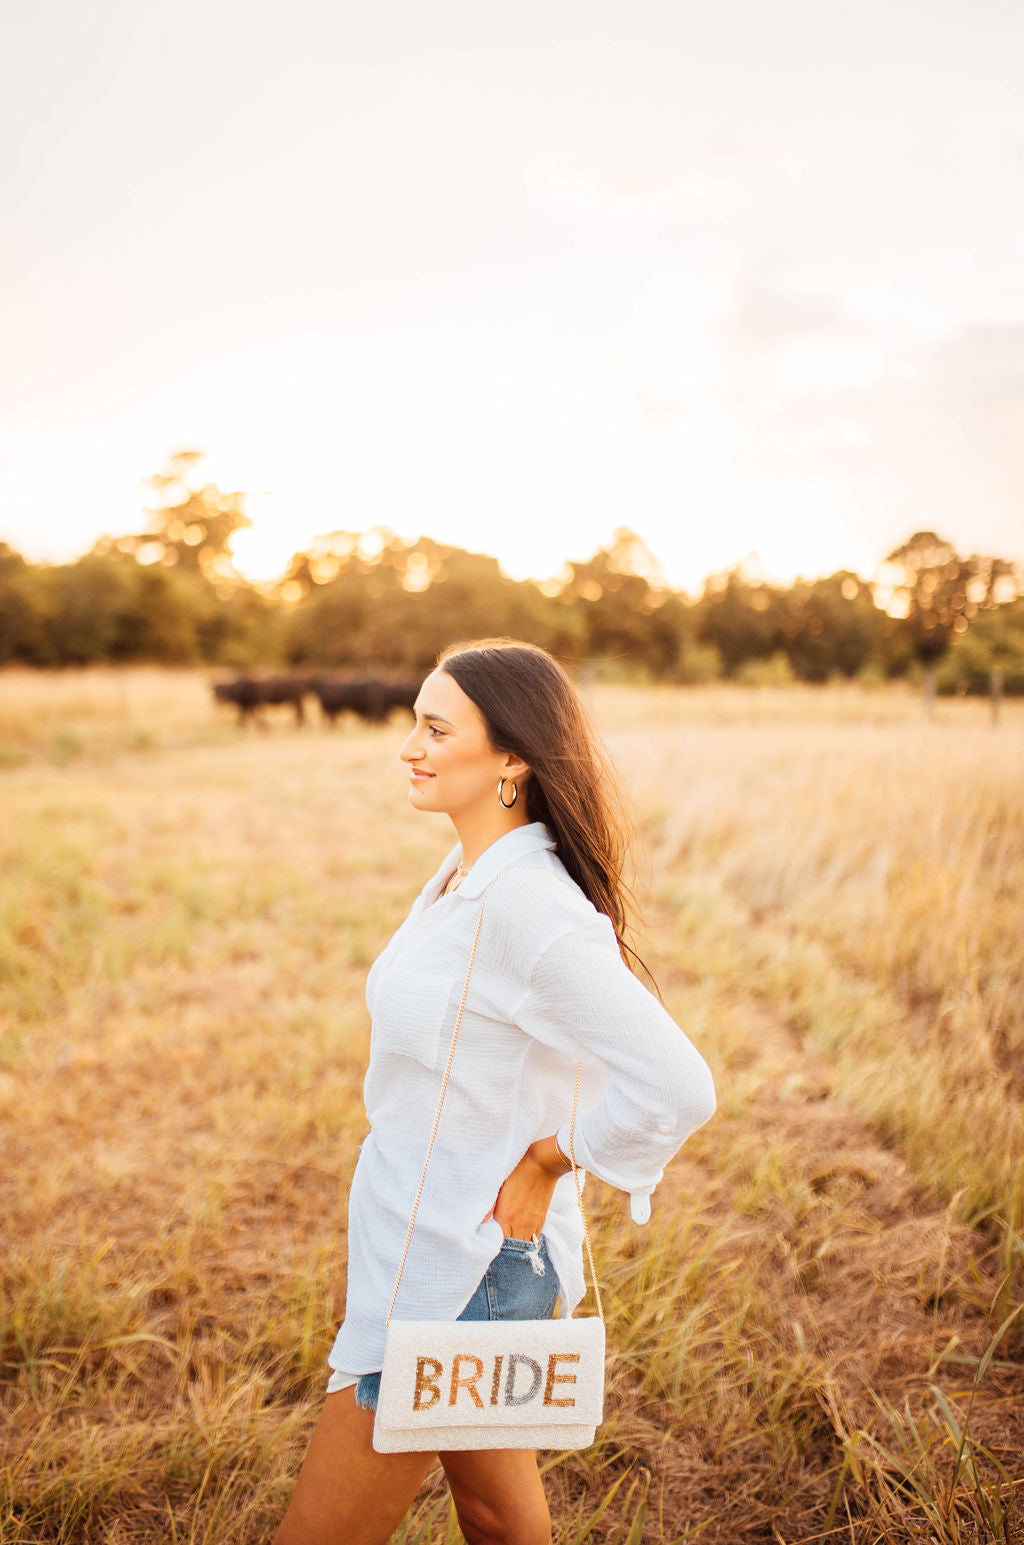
497, 777, 518, 810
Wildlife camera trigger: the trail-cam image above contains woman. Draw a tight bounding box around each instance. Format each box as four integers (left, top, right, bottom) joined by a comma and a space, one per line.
274, 639, 716, 1545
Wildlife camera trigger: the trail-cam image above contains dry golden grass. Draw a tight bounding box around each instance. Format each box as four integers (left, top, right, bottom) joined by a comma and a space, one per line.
1, 671, 1022, 1544
0, 667, 230, 766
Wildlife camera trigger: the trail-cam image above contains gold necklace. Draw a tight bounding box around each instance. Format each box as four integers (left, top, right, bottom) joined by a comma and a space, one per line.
444, 861, 469, 894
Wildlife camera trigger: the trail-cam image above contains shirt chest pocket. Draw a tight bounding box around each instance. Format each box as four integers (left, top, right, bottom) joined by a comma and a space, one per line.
371, 963, 459, 1071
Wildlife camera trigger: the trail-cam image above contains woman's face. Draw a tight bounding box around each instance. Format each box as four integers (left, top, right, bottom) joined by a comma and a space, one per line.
400, 669, 522, 818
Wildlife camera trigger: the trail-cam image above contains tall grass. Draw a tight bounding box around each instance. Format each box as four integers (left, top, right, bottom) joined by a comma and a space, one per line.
1, 673, 1022, 1542
0, 667, 231, 766
612, 707, 1024, 1239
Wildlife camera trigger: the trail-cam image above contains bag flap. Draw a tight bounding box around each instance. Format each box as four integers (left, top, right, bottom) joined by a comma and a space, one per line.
377, 1317, 605, 1432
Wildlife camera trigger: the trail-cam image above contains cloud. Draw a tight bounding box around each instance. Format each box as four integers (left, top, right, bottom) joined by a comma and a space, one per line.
523, 150, 745, 221
632, 392, 691, 422
924, 321, 1024, 403
721, 278, 861, 347
715, 312, 1024, 569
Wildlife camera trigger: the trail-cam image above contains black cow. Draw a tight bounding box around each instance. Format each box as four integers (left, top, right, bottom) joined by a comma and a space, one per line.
255, 676, 308, 725
310, 676, 421, 725
309, 678, 385, 724
381, 679, 420, 715
212, 676, 308, 726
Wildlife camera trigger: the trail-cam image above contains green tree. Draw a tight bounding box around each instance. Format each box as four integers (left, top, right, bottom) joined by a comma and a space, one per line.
45, 553, 142, 664
882, 532, 974, 713
280, 530, 571, 673
776, 572, 885, 683
84, 451, 279, 666
938, 601, 1024, 719
558, 529, 688, 676
695, 568, 780, 676
883, 532, 1020, 714
100, 449, 252, 582
0, 543, 50, 664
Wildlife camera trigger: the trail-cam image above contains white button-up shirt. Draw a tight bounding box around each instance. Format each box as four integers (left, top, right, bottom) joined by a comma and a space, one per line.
328, 822, 716, 1377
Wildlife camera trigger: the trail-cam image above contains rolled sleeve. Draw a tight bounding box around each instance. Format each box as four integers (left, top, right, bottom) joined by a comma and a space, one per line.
518, 921, 716, 1217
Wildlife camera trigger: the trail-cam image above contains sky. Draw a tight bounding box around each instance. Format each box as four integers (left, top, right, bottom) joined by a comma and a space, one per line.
2, 0, 1023, 595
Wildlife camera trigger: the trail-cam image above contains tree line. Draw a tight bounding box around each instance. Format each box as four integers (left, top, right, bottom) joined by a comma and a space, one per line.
2, 453, 1022, 697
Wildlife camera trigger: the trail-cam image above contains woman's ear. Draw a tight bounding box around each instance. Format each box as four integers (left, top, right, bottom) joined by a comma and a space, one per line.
502, 752, 531, 783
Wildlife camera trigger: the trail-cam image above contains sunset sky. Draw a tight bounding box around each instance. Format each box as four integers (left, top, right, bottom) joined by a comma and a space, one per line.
3, 0, 1022, 594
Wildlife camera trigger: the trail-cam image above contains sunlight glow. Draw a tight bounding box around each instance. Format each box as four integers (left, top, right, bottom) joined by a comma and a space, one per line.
3, 2, 1023, 594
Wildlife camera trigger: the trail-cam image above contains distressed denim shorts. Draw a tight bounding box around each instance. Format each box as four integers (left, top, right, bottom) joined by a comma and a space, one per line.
330, 1236, 561, 1414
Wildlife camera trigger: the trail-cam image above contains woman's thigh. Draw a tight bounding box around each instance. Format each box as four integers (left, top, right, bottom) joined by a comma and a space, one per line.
272, 1388, 435, 1545
440, 1447, 551, 1545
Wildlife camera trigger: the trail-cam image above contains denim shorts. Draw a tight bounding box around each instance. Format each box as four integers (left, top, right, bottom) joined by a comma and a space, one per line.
342, 1236, 561, 1414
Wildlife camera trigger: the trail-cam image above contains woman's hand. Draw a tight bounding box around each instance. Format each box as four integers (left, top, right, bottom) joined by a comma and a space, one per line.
486, 1136, 572, 1241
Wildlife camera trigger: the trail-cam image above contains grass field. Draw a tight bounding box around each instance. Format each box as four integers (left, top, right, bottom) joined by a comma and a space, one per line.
1, 669, 1022, 1544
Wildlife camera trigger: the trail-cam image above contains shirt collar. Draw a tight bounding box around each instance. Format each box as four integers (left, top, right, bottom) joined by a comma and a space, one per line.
424, 821, 557, 905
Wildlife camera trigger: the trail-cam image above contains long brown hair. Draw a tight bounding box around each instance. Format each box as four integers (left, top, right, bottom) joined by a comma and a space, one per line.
437, 638, 646, 975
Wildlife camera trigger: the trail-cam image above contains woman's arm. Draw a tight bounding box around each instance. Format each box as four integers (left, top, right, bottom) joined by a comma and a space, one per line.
478, 869, 716, 1234
488, 1136, 571, 1241
512, 916, 716, 1224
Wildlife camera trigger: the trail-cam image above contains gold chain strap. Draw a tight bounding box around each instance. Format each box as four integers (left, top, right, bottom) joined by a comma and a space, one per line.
384, 864, 603, 1328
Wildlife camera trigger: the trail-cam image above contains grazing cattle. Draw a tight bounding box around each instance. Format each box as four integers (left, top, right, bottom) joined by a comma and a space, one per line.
212, 676, 308, 726
213, 677, 262, 725
309, 677, 385, 724
382, 678, 420, 715
255, 675, 308, 725
309, 676, 421, 725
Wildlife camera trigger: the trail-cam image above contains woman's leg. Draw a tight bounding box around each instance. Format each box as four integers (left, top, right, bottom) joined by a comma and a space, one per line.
440, 1448, 551, 1545
273, 1388, 435, 1545
435, 1239, 557, 1543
